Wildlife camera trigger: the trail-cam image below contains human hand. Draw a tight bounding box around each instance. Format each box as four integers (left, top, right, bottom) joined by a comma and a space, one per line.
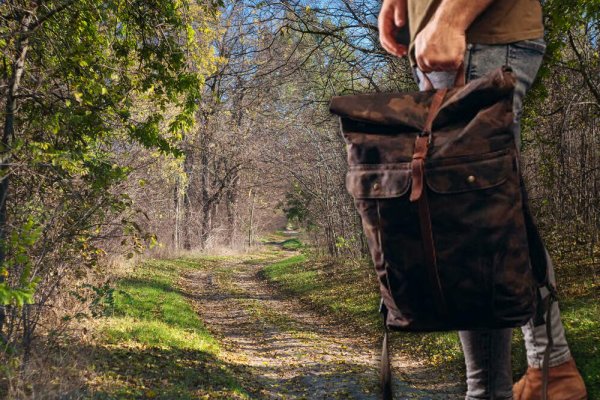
378, 0, 408, 57
414, 18, 466, 72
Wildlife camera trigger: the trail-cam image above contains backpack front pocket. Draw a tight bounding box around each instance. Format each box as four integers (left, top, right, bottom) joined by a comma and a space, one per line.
345, 148, 535, 330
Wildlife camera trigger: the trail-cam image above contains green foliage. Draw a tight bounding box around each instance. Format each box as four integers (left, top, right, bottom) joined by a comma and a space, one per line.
70, 282, 131, 318
0, 218, 42, 306
280, 182, 312, 227
527, 0, 599, 100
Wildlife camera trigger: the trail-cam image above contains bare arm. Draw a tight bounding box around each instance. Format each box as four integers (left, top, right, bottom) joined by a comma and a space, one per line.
415, 0, 495, 72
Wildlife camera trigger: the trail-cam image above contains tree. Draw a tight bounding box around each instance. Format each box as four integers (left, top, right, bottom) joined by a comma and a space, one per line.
0, 0, 220, 356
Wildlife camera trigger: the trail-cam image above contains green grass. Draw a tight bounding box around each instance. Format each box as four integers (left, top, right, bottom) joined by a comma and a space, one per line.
554, 296, 599, 398
261, 251, 600, 396
88, 258, 248, 399
257, 231, 305, 251
280, 238, 303, 250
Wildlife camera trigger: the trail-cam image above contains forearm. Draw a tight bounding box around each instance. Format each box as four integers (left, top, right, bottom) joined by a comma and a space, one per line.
432, 0, 496, 32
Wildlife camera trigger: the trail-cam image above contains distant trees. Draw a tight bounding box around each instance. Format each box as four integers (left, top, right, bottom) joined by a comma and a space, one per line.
523, 0, 600, 267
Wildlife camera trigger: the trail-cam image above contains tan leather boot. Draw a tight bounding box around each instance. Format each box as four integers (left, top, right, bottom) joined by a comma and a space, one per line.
513, 358, 587, 400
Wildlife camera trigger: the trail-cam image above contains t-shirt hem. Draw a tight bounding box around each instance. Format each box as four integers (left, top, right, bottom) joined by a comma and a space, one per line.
466, 28, 545, 45
408, 28, 545, 66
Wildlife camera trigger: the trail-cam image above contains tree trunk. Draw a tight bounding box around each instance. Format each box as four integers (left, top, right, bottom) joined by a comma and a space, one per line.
198, 130, 211, 249
0, 7, 36, 340
200, 200, 211, 250
225, 176, 239, 246
248, 189, 256, 247
182, 147, 194, 250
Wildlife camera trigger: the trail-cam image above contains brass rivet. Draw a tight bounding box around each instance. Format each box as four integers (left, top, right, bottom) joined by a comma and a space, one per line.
467, 175, 476, 183
373, 182, 380, 190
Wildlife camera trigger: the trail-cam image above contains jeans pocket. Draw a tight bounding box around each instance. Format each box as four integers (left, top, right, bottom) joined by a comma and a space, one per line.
510, 38, 547, 56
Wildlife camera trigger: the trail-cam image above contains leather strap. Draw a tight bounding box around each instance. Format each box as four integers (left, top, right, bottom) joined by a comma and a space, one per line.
409, 88, 449, 317
380, 301, 393, 400
418, 187, 448, 315
519, 169, 555, 400
520, 173, 550, 287
410, 89, 447, 202
424, 88, 448, 133
409, 136, 428, 202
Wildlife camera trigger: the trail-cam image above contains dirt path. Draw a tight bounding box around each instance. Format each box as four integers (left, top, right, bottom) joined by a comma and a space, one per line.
180, 255, 463, 399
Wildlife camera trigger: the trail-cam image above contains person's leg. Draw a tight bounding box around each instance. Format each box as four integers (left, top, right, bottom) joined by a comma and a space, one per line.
468, 37, 572, 370
459, 329, 514, 399
521, 248, 571, 368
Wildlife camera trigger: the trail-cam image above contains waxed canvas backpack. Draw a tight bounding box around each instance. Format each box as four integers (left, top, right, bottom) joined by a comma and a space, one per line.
330, 66, 556, 399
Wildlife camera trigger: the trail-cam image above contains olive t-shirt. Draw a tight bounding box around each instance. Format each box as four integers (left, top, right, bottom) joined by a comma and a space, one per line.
407, 0, 544, 64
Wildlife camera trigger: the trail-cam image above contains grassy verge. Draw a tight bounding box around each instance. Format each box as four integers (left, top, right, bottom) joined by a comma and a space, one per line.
86, 258, 248, 399
262, 248, 599, 397
549, 295, 599, 398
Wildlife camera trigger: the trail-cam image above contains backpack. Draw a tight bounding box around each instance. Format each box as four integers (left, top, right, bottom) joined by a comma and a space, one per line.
329, 66, 556, 399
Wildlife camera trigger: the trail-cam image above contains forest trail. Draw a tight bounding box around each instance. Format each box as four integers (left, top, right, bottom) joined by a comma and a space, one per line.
180, 248, 462, 399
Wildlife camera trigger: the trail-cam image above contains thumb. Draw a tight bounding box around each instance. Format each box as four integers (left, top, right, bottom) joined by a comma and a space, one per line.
394, 1, 406, 27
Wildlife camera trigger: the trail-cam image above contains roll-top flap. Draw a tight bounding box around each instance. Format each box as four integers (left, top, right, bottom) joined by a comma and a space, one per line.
346, 164, 411, 199
425, 151, 513, 194
330, 92, 429, 131
329, 67, 516, 132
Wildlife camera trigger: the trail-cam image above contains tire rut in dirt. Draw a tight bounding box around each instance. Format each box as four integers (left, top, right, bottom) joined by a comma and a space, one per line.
180, 260, 459, 399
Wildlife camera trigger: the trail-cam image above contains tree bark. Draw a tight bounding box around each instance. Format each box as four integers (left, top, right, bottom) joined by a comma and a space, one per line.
0, 5, 36, 340
182, 149, 194, 250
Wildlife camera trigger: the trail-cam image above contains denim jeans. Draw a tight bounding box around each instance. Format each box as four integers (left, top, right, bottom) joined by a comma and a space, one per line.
414, 38, 572, 399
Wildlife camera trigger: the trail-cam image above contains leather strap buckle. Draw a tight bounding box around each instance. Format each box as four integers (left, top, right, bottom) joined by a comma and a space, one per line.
418, 131, 432, 145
